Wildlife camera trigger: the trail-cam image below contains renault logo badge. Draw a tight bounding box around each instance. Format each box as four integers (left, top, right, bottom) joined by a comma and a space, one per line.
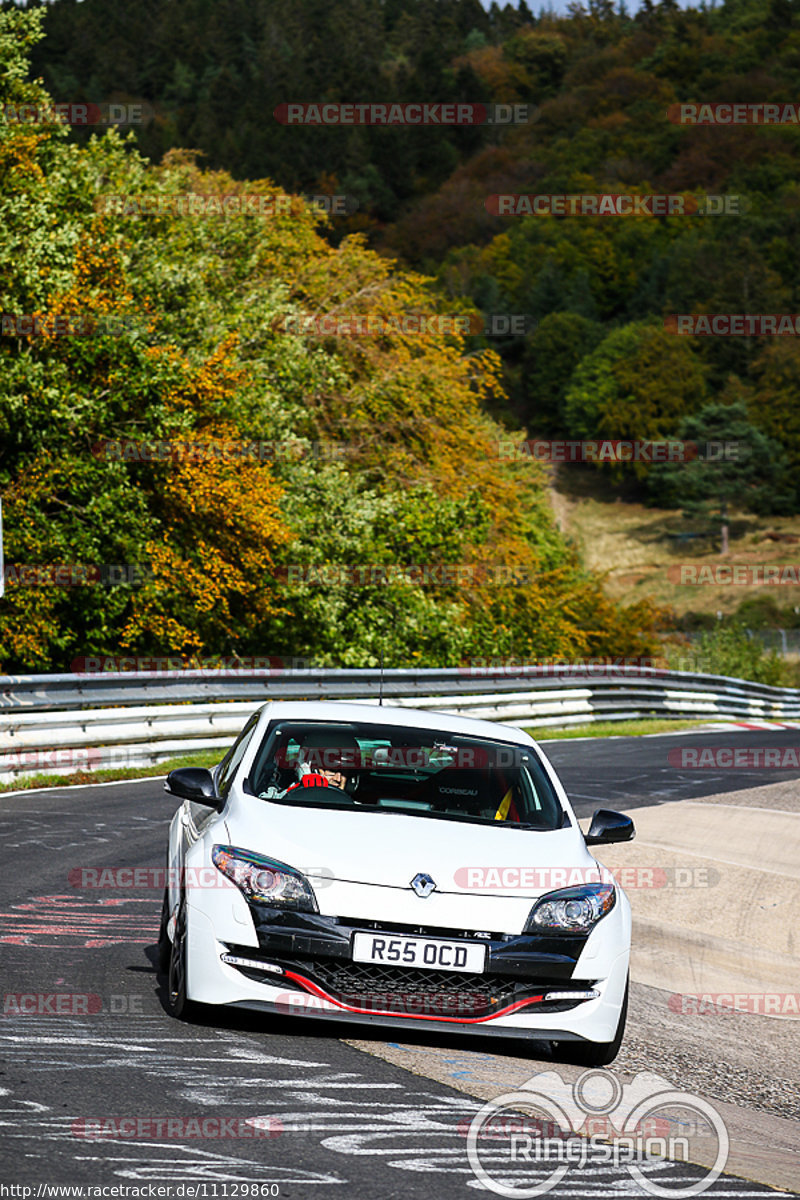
410, 873, 436, 898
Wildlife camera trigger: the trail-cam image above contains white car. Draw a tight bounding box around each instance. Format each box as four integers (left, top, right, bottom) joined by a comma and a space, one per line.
158, 701, 634, 1065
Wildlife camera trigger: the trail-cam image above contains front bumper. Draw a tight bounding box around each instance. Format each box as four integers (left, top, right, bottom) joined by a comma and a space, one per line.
186, 900, 630, 1043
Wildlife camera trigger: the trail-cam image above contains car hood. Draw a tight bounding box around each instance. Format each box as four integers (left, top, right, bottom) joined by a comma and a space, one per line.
224, 793, 599, 898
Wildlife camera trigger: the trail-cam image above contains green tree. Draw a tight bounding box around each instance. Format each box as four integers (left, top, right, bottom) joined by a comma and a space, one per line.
521, 311, 604, 432
748, 340, 800, 481
563, 322, 708, 477
673, 625, 788, 688
647, 402, 794, 553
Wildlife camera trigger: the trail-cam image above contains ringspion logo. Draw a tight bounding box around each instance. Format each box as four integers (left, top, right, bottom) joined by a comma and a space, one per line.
465, 1070, 729, 1197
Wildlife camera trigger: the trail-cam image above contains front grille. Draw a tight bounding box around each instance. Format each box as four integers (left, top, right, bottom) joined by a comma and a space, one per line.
296, 959, 523, 1017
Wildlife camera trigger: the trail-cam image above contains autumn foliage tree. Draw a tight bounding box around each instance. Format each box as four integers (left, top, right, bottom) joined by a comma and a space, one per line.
0, 8, 664, 671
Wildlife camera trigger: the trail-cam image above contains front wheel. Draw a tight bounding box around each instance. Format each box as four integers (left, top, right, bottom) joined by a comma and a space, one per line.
167, 891, 196, 1021
552, 976, 629, 1067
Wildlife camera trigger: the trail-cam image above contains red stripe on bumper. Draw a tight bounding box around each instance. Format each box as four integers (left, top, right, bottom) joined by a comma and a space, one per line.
282, 969, 545, 1024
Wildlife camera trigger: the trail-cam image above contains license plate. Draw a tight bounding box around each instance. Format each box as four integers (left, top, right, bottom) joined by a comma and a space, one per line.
352, 932, 486, 973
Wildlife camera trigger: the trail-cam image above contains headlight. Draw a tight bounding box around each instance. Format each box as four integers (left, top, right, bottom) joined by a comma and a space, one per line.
212, 845, 318, 912
524, 883, 615, 935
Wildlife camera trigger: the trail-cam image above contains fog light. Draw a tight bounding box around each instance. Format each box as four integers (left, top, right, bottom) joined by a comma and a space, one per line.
220, 954, 284, 974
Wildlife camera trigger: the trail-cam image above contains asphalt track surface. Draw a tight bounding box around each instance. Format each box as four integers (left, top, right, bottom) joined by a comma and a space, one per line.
541, 726, 800, 816
1, 728, 799, 1198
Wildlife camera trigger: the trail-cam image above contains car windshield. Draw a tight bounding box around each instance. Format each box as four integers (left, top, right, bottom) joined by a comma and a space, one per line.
246, 720, 565, 830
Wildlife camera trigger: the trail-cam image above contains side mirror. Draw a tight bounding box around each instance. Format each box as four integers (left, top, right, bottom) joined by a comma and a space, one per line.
165, 767, 222, 809
585, 809, 635, 846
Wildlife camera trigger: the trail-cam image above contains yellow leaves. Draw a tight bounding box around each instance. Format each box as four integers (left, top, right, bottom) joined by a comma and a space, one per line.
119, 428, 294, 655
24, 230, 148, 355
163, 336, 246, 419
0, 584, 62, 671
160, 428, 291, 552
0, 127, 47, 186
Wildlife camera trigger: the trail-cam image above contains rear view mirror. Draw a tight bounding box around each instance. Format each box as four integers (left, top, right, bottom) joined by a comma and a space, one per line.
585, 809, 635, 845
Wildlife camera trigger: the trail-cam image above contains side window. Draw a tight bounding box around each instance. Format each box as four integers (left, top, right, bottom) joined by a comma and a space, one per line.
216, 714, 260, 798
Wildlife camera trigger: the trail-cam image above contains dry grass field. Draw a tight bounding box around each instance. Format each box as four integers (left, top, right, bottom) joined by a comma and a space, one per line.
548, 464, 800, 621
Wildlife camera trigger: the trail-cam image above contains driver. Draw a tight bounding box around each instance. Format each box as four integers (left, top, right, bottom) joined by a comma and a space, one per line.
287, 762, 347, 791
285, 728, 360, 795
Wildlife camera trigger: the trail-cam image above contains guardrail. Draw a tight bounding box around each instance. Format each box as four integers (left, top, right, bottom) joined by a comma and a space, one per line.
1, 665, 798, 782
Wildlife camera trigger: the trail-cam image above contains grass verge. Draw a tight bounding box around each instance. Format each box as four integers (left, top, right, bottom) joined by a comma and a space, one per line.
0, 749, 221, 794
526, 718, 717, 741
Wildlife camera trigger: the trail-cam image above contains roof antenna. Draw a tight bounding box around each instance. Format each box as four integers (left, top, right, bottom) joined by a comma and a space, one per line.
378, 591, 396, 707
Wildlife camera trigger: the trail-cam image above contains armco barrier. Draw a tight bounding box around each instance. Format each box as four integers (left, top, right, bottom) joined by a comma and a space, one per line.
1, 665, 799, 781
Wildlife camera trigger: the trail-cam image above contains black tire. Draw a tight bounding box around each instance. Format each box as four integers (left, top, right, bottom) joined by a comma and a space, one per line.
156, 886, 171, 973
552, 976, 629, 1067
167, 891, 196, 1021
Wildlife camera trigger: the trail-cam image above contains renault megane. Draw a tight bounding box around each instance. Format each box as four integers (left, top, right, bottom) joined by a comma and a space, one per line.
158, 701, 634, 1065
